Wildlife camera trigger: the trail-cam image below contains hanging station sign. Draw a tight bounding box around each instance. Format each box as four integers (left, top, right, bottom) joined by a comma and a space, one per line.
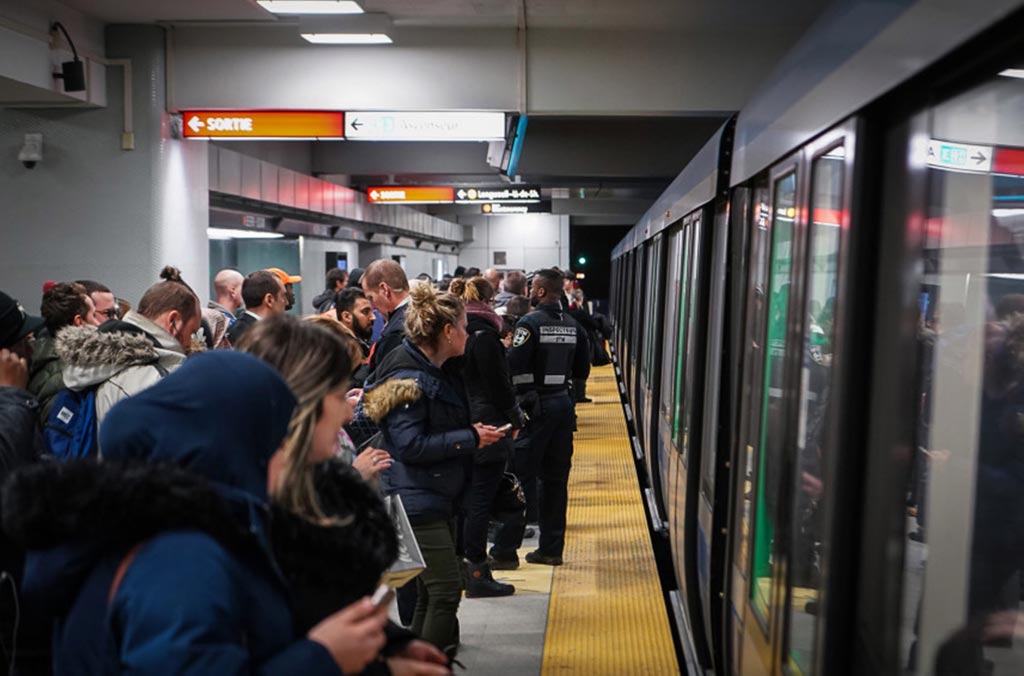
455, 186, 541, 203
346, 112, 506, 141
182, 111, 346, 140
366, 186, 455, 204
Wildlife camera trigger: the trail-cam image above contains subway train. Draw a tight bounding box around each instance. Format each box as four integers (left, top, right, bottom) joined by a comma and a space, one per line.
608, 2, 1024, 674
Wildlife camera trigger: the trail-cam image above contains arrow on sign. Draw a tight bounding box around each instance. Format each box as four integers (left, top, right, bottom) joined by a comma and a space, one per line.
188, 116, 205, 133
973, 152, 987, 165
350, 118, 363, 131
370, 190, 380, 200
457, 189, 467, 199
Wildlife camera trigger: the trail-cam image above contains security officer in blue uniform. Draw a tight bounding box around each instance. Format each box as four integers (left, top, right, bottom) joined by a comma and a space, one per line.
506, 268, 591, 565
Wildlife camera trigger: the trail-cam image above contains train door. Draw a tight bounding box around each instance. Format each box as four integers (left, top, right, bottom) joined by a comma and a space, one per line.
860, 57, 1024, 675
659, 225, 685, 537
643, 234, 668, 508
730, 120, 862, 675
667, 208, 716, 669
629, 246, 648, 422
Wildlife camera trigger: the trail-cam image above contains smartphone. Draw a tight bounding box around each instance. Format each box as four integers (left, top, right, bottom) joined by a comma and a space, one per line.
496, 423, 513, 434
371, 584, 395, 608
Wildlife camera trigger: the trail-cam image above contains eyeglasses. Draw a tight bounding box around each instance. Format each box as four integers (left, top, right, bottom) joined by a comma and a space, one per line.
99, 308, 119, 319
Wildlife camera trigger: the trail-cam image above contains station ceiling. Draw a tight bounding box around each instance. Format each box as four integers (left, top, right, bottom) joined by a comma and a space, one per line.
50, 0, 832, 226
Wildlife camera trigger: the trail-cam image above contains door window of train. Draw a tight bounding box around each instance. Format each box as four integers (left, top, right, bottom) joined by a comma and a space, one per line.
751, 170, 797, 627
901, 69, 1024, 675
681, 216, 705, 467
645, 237, 663, 381
785, 144, 846, 673
674, 220, 697, 452
661, 228, 685, 426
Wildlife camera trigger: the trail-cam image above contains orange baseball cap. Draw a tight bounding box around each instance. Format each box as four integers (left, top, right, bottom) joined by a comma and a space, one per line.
266, 267, 302, 284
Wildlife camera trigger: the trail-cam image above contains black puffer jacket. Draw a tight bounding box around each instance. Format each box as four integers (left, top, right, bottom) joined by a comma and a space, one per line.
0, 386, 40, 478
463, 311, 525, 464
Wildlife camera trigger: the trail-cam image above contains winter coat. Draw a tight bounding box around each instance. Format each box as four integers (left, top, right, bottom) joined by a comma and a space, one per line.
1, 351, 342, 676
0, 386, 41, 479
463, 311, 525, 465
313, 288, 336, 314
57, 311, 186, 425
27, 334, 64, 422
369, 302, 409, 374
0, 385, 41, 654
363, 339, 476, 524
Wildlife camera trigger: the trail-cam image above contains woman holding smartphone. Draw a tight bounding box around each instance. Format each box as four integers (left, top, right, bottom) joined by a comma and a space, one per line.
362, 284, 505, 654
238, 316, 451, 676
448, 276, 527, 596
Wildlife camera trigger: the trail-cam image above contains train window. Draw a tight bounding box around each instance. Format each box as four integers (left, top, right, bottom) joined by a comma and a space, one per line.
674, 221, 696, 450
901, 70, 1024, 675
644, 236, 664, 382
661, 227, 685, 426
785, 144, 846, 672
751, 170, 797, 627
681, 215, 705, 467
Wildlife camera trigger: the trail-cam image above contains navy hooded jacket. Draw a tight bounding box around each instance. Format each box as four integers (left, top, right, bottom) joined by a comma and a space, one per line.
362, 339, 476, 524
4, 351, 342, 675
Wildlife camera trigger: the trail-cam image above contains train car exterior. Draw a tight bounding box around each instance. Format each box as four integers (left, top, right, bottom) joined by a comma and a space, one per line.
611, 1, 1024, 674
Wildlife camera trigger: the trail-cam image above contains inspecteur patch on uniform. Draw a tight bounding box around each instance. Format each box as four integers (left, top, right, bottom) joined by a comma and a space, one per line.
513, 327, 531, 347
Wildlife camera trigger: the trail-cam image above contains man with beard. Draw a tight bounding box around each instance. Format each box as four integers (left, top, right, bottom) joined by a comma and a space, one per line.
335, 287, 375, 387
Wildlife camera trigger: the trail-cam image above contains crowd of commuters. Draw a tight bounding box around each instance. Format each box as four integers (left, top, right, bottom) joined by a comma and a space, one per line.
0, 259, 610, 675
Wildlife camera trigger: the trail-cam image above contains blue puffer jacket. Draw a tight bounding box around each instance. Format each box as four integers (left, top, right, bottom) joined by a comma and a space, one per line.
0, 351, 341, 675
363, 339, 477, 524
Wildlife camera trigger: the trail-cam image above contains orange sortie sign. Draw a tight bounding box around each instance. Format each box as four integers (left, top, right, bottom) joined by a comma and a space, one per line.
182, 111, 345, 139
366, 187, 455, 204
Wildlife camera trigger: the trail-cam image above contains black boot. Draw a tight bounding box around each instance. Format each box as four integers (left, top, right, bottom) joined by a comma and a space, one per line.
464, 560, 515, 598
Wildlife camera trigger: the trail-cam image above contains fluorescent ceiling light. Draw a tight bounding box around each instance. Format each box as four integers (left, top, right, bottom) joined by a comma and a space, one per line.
999, 69, 1024, 79
208, 228, 285, 240
992, 208, 1024, 217
301, 33, 392, 44
258, 1, 363, 14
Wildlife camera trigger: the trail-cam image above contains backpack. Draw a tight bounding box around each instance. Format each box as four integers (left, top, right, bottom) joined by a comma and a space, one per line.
44, 386, 100, 460
43, 362, 169, 461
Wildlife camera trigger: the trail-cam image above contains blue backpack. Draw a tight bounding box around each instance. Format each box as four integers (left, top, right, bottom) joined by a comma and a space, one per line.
44, 362, 169, 461
44, 387, 99, 460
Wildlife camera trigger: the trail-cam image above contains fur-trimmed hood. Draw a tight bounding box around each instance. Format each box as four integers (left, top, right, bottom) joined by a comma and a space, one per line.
1, 459, 255, 615
56, 324, 161, 389
362, 378, 421, 422
57, 311, 187, 390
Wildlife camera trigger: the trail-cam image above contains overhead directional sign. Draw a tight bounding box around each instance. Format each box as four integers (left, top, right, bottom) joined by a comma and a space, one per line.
481, 202, 549, 215
347, 112, 505, 141
927, 139, 993, 173
182, 111, 345, 140
367, 186, 455, 204
456, 186, 541, 203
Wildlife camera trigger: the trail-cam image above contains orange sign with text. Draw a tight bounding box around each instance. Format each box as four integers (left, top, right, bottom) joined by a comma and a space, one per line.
182, 111, 345, 139
366, 187, 455, 204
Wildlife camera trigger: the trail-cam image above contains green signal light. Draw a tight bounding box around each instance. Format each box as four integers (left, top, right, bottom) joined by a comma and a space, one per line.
578, 256, 587, 266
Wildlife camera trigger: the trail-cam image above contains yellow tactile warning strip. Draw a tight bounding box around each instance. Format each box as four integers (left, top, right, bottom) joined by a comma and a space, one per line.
542, 365, 680, 674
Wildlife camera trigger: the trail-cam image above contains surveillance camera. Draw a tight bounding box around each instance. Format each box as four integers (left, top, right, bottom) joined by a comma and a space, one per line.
18, 133, 43, 169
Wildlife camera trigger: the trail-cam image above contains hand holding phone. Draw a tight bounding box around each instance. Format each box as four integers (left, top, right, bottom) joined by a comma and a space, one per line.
496, 423, 513, 435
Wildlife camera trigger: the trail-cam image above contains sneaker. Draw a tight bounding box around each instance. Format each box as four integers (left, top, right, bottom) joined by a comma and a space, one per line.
525, 550, 563, 566
464, 560, 515, 598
